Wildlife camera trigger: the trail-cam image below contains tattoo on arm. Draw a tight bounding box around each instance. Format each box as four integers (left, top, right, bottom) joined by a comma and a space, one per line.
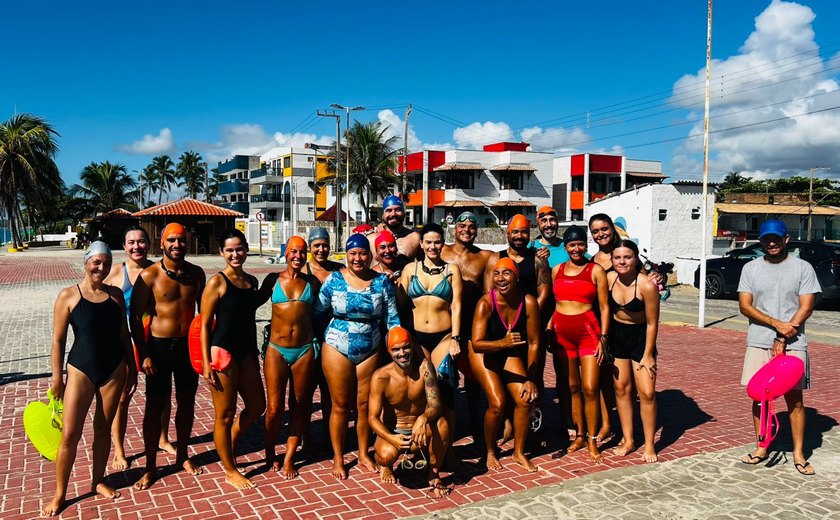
421, 360, 442, 421
537, 257, 551, 285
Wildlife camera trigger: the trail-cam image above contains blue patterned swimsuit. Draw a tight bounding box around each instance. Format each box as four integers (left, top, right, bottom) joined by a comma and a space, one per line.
316, 270, 400, 364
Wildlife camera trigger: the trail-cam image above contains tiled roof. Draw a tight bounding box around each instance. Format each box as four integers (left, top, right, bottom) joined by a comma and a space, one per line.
488, 163, 536, 172
491, 201, 535, 207
437, 200, 486, 208
434, 162, 485, 171
316, 204, 355, 222
133, 198, 244, 217
93, 208, 136, 221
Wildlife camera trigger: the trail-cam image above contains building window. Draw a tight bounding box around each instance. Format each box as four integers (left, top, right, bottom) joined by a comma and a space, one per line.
444, 172, 474, 190
284, 157, 291, 169
355, 211, 362, 221
571, 176, 584, 191
571, 210, 583, 221
659, 209, 667, 221
691, 207, 701, 220
499, 172, 523, 190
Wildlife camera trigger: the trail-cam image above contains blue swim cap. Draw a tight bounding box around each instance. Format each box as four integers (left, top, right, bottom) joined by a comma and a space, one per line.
308, 226, 330, 245
345, 233, 371, 252
382, 194, 404, 211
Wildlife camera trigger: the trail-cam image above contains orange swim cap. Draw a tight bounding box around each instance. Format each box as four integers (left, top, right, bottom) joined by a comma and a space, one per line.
506, 214, 529, 231
286, 235, 307, 251
160, 223, 186, 246
493, 257, 519, 278
537, 206, 556, 218
387, 326, 412, 349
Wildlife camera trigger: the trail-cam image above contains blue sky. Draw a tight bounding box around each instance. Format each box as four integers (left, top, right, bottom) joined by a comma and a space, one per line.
5, 0, 840, 188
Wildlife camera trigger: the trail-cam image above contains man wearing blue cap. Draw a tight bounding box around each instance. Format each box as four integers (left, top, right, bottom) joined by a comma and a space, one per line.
737, 219, 820, 475
375, 194, 420, 268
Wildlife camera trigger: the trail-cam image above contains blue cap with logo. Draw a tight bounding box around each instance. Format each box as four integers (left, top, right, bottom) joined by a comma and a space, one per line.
758, 219, 787, 238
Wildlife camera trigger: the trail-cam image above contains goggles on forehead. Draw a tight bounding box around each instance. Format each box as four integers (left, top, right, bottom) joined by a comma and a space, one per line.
456, 212, 477, 223
538, 210, 557, 219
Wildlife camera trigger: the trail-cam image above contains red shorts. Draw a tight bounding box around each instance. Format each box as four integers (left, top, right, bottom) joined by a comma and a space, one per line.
552, 310, 600, 359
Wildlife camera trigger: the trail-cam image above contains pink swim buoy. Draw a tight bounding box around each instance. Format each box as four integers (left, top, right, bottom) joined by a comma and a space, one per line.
746, 354, 805, 449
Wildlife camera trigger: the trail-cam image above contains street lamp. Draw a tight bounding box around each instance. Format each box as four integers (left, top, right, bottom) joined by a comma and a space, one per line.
305, 142, 338, 250
331, 103, 365, 245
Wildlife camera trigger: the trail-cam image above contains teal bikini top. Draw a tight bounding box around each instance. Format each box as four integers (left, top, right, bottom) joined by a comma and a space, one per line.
408, 262, 453, 303
272, 278, 315, 306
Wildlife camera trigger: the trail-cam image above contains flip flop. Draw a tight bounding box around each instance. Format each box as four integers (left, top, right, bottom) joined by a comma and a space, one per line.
741, 453, 769, 465
794, 462, 815, 476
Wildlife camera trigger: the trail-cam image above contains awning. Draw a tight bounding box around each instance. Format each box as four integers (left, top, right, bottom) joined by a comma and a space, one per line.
436, 200, 486, 208
434, 162, 485, 171
627, 171, 668, 179
491, 201, 536, 207
488, 163, 536, 172
716, 203, 840, 216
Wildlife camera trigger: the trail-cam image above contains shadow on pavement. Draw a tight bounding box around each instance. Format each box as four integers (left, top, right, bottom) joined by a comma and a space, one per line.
0, 372, 50, 386
766, 406, 839, 461
655, 389, 715, 452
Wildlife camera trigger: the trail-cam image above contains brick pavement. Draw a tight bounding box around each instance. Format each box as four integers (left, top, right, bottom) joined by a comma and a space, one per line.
1, 249, 839, 519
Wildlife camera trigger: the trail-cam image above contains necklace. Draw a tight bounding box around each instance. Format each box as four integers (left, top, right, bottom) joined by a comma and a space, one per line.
421, 261, 445, 276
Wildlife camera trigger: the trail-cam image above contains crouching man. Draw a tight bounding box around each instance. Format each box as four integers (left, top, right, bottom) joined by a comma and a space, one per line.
369, 326, 451, 497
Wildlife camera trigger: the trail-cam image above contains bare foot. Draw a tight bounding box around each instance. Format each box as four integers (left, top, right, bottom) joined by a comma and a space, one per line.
588, 439, 604, 463
498, 419, 513, 446
159, 439, 177, 455
94, 482, 121, 499
642, 445, 658, 463
266, 457, 281, 473
40, 494, 64, 517
280, 462, 299, 480
332, 458, 348, 480
428, 477, 452, 498
486, 452, 503, 470
566, 435, 586, 454
380, 466, 396, 484
134, 470, 156, 490
181, 459, 203, 476
614, 440, 636, 457
512, 452, 538, 473
740, 448, 768, 465
225, 471, 256, 490
358, 454, 379, 473
111, 453, 130, 471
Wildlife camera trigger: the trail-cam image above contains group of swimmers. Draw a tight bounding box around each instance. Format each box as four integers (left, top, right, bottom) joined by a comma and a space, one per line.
42, 195, 660, 516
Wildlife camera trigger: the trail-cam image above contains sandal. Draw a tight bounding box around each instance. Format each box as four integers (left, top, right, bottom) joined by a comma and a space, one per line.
426, 481, 454, 499
741, 453, 769, 465
794, 461, 815, 476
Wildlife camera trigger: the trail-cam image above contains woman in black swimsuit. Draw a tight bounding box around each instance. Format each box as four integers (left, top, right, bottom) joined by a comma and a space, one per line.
607, 239, 660, 463
470, 257, 540, 472
43, 242, 136, 517
199, 229, 272, 490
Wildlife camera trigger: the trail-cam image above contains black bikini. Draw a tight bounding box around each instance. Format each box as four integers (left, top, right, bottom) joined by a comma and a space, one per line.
609, 274, 645, 313
67, 286, 125, 386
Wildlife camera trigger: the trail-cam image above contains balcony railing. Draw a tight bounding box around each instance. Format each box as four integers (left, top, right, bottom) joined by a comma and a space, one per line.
251, 194, 282, 203
218, 201, 249, 213
218, 179, 250, 195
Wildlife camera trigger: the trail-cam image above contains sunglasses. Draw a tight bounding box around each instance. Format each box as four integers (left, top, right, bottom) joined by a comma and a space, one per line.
160, 260, 192, 281
456, 214, 477, 223
538, 211, 557, 219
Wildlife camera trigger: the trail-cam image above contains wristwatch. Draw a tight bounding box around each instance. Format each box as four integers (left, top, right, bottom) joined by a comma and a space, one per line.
452, 335, 462, 342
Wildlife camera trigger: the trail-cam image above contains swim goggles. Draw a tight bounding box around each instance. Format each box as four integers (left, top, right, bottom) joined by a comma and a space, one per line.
400, 447, 428, 470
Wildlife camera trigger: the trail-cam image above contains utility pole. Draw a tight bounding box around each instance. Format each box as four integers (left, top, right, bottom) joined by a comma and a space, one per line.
403, 104, 412, 196
698, 0, 713, 329
331, 104, 366, 248
202, 162, 209, 202
317, 110, 341, 251
807, 166, 830, 240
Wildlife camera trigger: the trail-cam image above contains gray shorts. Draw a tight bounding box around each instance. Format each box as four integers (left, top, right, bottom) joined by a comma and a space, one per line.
740, 347, 810, 390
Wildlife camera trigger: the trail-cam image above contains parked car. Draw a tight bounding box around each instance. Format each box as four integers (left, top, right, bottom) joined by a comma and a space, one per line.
693, 241, 840, 302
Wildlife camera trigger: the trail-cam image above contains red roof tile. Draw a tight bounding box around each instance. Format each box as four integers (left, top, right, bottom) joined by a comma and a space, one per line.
93, 208, 136, 221
133, 198, 244, 218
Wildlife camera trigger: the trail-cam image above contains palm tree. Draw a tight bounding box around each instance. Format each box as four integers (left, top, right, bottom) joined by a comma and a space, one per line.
206, 167, 223, 202
176, 150, 205, 199
150, 155, 176, 204
324, 121, 400, 222
0, 113, 63, 248
70, 161, 138, 215
137, 165, 157, 207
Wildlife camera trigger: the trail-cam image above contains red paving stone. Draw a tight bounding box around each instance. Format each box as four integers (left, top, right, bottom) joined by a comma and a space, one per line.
3, 325, 839, 518
0, 256, 82, 285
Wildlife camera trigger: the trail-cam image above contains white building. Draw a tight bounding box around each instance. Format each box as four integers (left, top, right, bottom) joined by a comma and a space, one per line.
584, 182, 716, 284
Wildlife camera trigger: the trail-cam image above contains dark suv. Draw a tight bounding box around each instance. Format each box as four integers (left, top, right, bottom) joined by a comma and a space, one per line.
693, 241, 840, 302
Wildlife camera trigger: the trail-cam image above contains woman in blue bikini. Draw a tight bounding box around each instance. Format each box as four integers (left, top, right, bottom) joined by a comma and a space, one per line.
264, 236, 319, 478
316, 233, 401, 480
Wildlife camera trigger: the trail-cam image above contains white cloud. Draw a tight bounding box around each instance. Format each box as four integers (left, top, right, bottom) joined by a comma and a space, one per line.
670, 0, 840, 180
190, 124, 333, 164
520, 126, 592, 153
115, 128, 175, 155
453, 121, 514, 149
